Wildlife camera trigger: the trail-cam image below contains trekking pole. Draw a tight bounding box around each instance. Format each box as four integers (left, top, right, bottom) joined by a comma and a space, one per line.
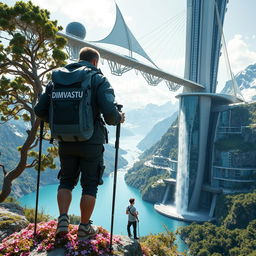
34, 119, 44, 235
109, 104, 123, 252
137, 218, 140, 239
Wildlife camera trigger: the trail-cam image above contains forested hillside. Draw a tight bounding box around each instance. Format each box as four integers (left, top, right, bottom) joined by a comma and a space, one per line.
179, 192, 256, 256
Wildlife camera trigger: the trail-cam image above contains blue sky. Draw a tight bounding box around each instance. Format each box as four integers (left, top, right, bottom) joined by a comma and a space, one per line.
2, 0, 256, 110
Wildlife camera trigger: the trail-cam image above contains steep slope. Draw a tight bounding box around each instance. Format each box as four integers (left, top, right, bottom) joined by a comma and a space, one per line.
124, 118, 178, 202
123, 101, 178, 137
137, 111, 178, 151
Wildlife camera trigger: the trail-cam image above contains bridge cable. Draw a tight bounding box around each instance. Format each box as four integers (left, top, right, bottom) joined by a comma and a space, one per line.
214, 0, 245, 101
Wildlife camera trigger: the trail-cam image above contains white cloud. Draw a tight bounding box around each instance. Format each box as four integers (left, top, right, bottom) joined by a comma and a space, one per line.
32, 0, 116, 34
158, 57, 185, 77
99, 64, 178, 111
227, 34, 256, 74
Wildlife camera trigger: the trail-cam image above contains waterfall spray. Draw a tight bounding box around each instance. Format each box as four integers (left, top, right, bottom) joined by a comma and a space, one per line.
175, 102, 189, 215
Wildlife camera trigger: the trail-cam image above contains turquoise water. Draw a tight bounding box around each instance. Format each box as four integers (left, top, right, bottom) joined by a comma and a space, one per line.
19, 171, 188, 251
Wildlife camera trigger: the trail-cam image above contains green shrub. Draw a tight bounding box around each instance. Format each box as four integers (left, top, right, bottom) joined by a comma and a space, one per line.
24, 207, 51, 223
140, 228, 180, 256
3, 196, 19, 204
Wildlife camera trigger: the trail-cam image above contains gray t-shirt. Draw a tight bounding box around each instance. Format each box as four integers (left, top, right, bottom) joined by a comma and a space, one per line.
127, 205, 137, 222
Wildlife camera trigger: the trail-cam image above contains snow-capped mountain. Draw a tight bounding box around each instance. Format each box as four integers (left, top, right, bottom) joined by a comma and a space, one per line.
221, 63, 256, 102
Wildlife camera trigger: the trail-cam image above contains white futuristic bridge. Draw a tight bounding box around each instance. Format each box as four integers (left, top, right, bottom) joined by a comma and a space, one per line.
58, 3, 205, 93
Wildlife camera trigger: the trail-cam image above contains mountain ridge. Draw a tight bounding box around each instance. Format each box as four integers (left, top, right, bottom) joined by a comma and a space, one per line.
221, 63, 256, 101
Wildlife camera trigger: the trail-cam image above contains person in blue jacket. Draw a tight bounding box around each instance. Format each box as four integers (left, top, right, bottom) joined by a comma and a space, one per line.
34, 47, 125, 240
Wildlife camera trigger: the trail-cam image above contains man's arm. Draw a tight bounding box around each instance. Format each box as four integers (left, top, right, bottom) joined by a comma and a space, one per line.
95, 75, 125, 125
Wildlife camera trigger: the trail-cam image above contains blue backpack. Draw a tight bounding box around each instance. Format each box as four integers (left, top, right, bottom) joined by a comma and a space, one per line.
49, 66, 97, 142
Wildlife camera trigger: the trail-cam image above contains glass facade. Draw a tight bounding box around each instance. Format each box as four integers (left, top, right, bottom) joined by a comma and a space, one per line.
211, 107, 256, 192
213, 166, 256, 181
184, 96, 200, 198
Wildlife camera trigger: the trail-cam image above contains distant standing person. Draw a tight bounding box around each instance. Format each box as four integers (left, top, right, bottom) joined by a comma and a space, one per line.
126, 198, 139, 239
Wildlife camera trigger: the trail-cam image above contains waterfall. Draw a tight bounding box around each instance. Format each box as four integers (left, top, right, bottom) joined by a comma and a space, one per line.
175, 104, 189, 214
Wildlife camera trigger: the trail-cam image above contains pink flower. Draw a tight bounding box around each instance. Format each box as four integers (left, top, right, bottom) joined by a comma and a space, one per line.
37, 244, 44, 251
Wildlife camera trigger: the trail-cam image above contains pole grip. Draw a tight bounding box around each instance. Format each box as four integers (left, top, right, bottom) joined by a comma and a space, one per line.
115, 104, 123, 149
116, 104, 123, 112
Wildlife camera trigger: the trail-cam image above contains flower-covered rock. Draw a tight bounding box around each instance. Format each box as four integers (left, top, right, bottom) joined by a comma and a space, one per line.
0, 221, 143, 256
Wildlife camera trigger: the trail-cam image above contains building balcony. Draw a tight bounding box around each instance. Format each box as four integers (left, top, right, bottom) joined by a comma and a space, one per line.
217, 126, 242, 134
212, 165, 256, 182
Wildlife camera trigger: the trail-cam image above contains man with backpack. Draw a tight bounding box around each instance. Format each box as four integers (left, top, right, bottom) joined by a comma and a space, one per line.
34, 47, 125, 240
126, 198, 139, 239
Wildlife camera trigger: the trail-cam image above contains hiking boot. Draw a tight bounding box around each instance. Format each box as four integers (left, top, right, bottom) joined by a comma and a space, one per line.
56, 214, 69, 236
77, 221, 98, 240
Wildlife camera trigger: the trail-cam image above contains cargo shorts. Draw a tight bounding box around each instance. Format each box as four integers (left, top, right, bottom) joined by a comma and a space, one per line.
57, 142, 105, 198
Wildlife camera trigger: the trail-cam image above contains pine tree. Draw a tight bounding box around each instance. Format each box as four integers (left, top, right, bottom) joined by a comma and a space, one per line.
0, 1, 67, 201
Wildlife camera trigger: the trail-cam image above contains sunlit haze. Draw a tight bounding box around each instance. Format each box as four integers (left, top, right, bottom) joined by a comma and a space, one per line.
2, 0, 256, 110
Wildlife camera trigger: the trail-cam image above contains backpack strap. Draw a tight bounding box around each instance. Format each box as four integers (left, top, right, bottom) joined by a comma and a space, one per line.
128, 206, 139, 222
128, 206, 136, 217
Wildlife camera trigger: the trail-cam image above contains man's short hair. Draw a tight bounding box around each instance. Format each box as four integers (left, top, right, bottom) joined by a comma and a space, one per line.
79, 47, 100, 62
129, 198, 135, 204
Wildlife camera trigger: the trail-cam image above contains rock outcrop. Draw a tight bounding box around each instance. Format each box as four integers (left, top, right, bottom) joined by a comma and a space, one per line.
0, 202, 29, 242
29, 236, 143, 256
142, 179, 167, 203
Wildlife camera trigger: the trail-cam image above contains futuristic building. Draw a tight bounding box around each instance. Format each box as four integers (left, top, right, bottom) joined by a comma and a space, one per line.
175, 0, 232, 214
154, 0, 252, 221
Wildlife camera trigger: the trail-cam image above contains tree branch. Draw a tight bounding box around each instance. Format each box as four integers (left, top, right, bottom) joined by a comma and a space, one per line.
0, 118, 41, 202
2, 67, 34, 85
39, 66, 58, 79
29, 137, 39, 150
26, 159, 37, 169
6, 58, 35, 79
9, 92, 32, 113
0, 164, 6, 176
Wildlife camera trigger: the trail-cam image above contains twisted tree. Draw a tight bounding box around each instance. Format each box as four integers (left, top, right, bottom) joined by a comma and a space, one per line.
0, 1, 67, 202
